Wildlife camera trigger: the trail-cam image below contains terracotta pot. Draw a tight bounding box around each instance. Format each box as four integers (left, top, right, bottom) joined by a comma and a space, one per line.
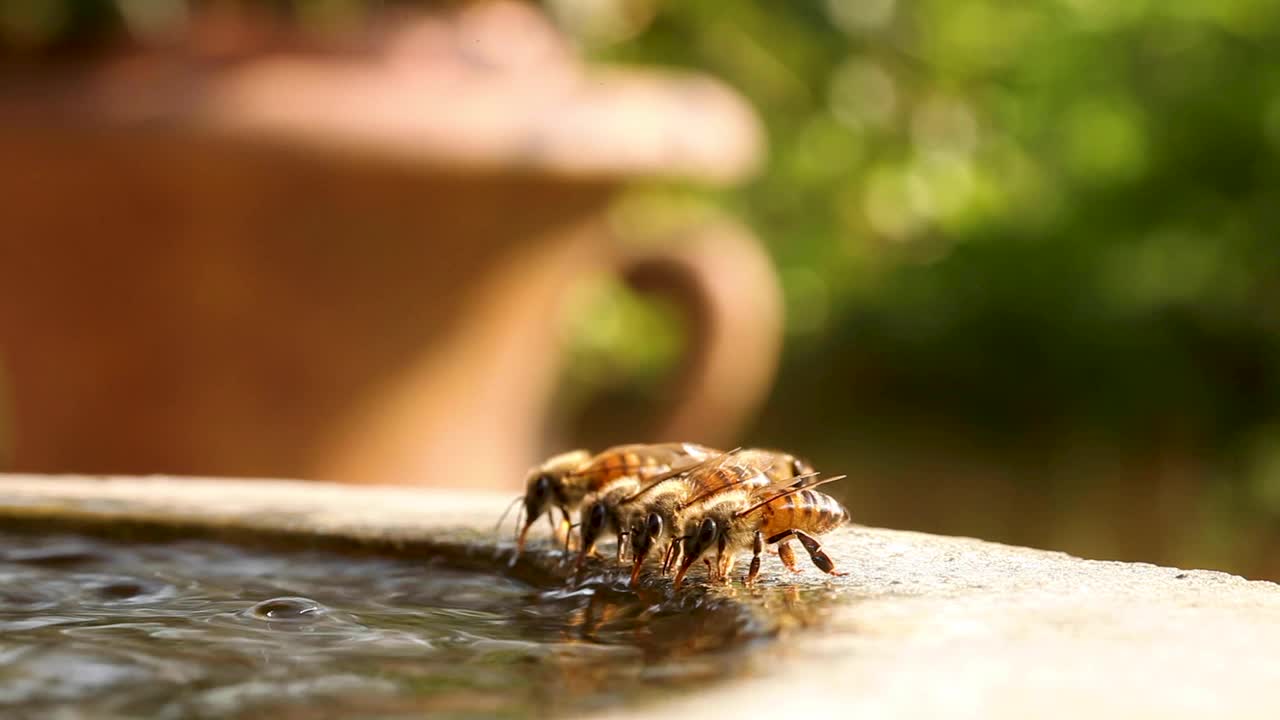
0, 3, 779, 490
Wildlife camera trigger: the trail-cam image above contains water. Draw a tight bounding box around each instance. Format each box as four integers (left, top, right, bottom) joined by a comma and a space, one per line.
0, 531, 768, 719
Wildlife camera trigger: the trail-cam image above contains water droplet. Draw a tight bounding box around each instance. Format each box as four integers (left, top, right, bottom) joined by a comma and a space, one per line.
245, 597, 327, 622
98, 581, 144, 600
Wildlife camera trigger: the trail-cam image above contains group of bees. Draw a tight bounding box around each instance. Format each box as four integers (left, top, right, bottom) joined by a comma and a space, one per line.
502, 442, 849, 589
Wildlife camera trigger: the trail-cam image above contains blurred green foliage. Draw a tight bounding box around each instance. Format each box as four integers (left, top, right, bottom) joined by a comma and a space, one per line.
584, 0, 1280, 510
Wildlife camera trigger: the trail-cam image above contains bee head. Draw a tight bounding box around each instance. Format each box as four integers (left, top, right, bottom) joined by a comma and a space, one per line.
514, 449, 591, 555
525, 472, 559, 521
627, 512, 666, 588
690, 517, 718, 558
516, 471, 561, 554
630, 512, 665, 560
673, 517, 719, 589
577, 500, 608, 561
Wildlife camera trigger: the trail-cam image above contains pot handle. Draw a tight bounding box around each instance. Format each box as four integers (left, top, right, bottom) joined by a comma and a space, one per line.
617, 218, 784, 447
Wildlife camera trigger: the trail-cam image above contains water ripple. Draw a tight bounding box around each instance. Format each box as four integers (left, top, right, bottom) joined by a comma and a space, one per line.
0, 530, 767, 719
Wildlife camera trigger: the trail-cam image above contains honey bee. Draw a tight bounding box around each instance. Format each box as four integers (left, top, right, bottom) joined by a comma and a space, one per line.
510, 442, 718, 556
620, 448, 817, 588
575, 450, 735, 572
671, 474, 848, 589
575, 476, 641, 567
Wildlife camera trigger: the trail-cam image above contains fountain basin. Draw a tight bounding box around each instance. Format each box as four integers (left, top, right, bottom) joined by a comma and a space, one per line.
1, 473, 1278, 719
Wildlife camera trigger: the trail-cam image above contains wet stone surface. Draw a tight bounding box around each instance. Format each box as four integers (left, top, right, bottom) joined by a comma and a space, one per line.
4, 475, 1280, 720
0, 531, 773, 719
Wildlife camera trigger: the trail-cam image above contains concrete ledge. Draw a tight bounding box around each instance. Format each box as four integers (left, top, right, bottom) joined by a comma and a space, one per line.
0, 474, 560, 584
2, 474, 1278, 719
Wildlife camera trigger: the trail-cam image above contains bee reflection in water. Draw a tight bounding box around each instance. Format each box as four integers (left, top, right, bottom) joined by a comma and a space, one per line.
542, 585, 760, 693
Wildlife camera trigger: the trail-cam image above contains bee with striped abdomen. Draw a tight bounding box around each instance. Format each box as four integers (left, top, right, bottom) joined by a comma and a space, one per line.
623, 448, 817, 588
575, 476, 641, 567
672, 473, 848, 589
510, 442, 718, 557
575, 450, 734, 572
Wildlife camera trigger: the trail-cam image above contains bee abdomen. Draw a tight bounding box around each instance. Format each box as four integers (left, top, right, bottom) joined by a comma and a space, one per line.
758, 489, 846, 535
811, 491, 848, 533
690, 466, 747, 493
578, 454, 660, 489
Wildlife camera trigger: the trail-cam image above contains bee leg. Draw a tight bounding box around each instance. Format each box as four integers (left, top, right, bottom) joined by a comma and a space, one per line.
720, 553, 736, 583
564, 515, 578, 554
794, 530, 844, 577
747, 531, 764, 585
546, 509, 558, 540
765, 530, 806, 574
552, 510, 574, 554
660, 541, 679, 575
777, 539, 800, 573
576, 545, 596, 578
715, 535, 733, 584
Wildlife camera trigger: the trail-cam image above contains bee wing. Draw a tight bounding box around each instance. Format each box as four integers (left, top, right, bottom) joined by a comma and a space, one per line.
674, 454, 787, 511
734, 473, 849, 519
729, 448, 795, 476
621, 447, 741, 504
679, 442, 722, 460
618, 442, 721, 466
718, 463, 823, 507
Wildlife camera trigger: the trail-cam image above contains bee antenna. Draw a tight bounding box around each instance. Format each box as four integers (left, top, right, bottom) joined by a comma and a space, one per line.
735, 474, 849, 519
512, 503, 526, 544
787, 470, 823, 485
494, 495, 524, 534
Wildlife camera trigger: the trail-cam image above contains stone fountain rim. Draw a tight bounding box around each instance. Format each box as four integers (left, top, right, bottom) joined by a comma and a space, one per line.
4, 473, 1280, 720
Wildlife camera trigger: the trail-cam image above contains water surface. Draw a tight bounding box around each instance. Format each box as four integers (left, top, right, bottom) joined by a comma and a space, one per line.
0, 531, 768, 718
